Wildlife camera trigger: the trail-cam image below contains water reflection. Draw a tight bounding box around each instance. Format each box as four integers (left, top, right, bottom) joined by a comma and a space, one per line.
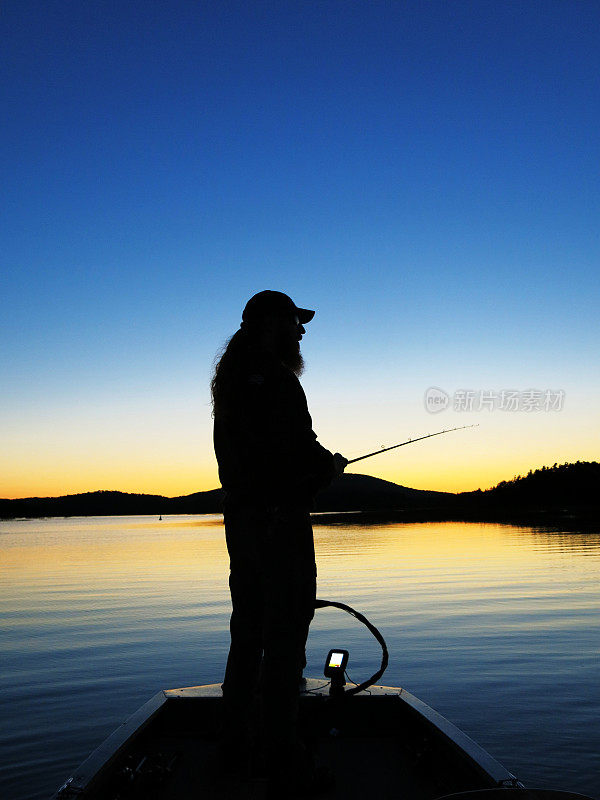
1, 516, 599, 799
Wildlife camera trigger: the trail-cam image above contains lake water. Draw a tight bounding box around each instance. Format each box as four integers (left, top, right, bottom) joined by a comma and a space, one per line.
1, 515, 599, 800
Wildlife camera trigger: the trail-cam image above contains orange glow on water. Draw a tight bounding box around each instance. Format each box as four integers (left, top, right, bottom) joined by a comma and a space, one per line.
4, 517, 599, 606
1, 517, 229, 585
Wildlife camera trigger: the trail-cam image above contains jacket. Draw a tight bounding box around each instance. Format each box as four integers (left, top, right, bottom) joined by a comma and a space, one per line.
213, 349, 335, 507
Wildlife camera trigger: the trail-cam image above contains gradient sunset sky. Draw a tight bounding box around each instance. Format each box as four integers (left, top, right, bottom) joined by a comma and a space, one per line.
2, 1, 599, 499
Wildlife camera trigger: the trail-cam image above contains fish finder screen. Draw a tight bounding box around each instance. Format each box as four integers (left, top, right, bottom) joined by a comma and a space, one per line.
329, 652, 344, 668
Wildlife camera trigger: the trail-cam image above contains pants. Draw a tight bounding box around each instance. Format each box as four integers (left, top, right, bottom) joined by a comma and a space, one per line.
221, 496, 317, 761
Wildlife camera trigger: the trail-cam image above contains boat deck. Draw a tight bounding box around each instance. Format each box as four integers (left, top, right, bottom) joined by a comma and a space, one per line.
53, 682, 599, 800
148, 731, 432, 799
64, 681, 506, 800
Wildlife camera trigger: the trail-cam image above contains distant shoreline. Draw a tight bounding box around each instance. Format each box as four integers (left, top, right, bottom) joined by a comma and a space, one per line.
2, 508, 598, 532
2, 462, 598, 529
310, 507, 600, 531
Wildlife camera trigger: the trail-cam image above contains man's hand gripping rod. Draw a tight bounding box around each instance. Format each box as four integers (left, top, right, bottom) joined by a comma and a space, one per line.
346, 424, 479, 465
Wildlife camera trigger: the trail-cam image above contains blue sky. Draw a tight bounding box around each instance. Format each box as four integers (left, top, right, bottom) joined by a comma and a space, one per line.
2, 1, 599, 497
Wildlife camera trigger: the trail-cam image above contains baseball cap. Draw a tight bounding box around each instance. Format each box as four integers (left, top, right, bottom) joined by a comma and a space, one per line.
242, 290, 315, 325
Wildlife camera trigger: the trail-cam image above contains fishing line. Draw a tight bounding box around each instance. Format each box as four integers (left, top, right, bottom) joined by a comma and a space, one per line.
347, 424, 479, 465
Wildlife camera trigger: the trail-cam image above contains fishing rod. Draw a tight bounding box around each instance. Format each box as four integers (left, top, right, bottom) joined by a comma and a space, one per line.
346, 424, 479, 465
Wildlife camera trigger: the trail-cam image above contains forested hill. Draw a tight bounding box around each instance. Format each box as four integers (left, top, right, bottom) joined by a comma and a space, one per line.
0, 489, 225, 519
0, 462, 598, 520
0, 475, 446, 519
460, 461, 600, 508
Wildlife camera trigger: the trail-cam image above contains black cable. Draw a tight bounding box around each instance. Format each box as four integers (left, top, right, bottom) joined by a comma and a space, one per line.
314, 598, 388, 696
344, 670, 358, 686
305, 680, 331, 695
344, 668, 369, 693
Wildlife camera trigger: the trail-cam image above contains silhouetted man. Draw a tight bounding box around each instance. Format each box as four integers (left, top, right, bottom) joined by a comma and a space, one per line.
211, 290, 346, 792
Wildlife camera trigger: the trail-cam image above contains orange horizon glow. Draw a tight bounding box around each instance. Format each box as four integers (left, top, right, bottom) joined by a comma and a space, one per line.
1, 453, 596, 501
2, 398, 597, 500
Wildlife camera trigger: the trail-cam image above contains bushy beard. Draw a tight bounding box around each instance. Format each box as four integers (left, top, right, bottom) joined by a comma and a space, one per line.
276, 337, 305, 376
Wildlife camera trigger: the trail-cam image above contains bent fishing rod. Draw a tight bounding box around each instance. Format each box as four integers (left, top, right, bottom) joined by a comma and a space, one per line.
346, 424, 478, 465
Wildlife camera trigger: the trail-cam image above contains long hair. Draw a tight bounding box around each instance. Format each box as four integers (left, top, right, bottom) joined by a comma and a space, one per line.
211, 318, 303, 418
210, 326, 255, 419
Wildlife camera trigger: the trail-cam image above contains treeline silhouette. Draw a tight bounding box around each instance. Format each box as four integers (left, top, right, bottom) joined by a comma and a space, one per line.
0, 461, 597, 521
0, 488, 225, 519
461, 460, 600, 507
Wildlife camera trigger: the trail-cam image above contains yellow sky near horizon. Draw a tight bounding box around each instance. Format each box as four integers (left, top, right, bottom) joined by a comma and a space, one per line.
1, 368, 597, 500
2, 412, 596, 499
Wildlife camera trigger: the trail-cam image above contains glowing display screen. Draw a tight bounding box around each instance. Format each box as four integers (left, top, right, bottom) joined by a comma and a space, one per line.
329, 652, 344, 668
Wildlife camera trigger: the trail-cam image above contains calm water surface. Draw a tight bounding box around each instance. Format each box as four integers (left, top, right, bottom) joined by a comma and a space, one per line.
1, 515, 599, 799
